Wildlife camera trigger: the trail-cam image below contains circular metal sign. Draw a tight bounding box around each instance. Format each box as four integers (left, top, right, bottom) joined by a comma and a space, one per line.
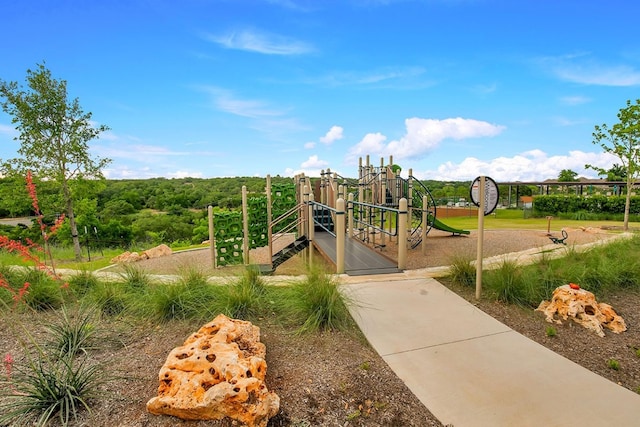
470, 176, 499, 215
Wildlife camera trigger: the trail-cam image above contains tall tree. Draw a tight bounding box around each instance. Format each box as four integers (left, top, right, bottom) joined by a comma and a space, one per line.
0, 63, 111, 260
587, 99, 640, 231
557, 169, 578, 182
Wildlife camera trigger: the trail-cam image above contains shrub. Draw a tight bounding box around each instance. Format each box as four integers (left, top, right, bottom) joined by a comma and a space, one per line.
0, 305, 112, 426
67, 269, 100, 297
21, 269, 65, 311
283, 267, 352, 333
448, 255, 475, 287
0, 353, 107, 426
118, 264, 151, 292
220, 266, 267, 320
147, 279, 219, 322
85, 282, 130, 317
484, 260, 533, 306
45, 305, 100, 358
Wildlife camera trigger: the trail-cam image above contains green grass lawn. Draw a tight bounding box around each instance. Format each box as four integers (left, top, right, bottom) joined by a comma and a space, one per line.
437, 208, 627, 232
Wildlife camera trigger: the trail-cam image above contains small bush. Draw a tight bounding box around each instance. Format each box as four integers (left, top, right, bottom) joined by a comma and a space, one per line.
545, 326, 557, 337
448, 255, 475, 287
45, 305, 99, 358
86, 282, 130, 317
607, 358, 621, 371
220, 267, 266, 320
283, 267, 352, 333
118, 264, 151, 292
21, 269, 64, 311
147, 280, 219, 322
176, 265, 209, 288
484, 260, 532, 306
0, 304, 112, 426
67, 269, 100, 296
0, 354, 107, 426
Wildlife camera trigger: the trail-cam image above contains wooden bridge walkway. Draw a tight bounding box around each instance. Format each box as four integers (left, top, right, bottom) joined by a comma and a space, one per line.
312, 231, 401, 276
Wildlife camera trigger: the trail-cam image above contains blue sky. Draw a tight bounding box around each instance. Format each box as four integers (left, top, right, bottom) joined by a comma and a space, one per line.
1, 0, 638, 181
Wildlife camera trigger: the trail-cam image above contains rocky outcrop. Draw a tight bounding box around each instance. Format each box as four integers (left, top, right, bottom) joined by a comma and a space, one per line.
146, 314, 279, 427
536, 284, 626, 337
110, 244, 172, 263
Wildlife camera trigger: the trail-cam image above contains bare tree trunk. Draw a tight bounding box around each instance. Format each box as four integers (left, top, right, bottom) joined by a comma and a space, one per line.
624, 181, 632, 232
62, 180, 82, 261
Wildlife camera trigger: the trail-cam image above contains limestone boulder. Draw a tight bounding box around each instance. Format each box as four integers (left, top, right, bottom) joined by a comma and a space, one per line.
110, 251, 143, 264
146, 314, 279, 427
141, 244, 172, 259
536, 284, 626, 337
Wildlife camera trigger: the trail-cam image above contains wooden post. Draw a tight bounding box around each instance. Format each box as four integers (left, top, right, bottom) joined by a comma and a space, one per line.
336, 198, 346, 274
208, 205, 216, 269
348, 192, 354, 238
242, 185, 249, 265
398, 198, 407, 270
475, 176, 486, 300
308, 191, 315, 267
421, 195, 428, 255
266, 175, 273, 270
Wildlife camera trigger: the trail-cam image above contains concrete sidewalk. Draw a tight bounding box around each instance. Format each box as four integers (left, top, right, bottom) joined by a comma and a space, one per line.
342, 277, 640, 427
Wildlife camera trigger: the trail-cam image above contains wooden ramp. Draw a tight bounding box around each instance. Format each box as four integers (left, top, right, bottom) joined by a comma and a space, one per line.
312, 231, 402, 276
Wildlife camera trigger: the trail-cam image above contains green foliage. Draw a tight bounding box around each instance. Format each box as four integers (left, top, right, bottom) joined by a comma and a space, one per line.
118, 264, 151, 292
21, 269, 65, 311
145, 268, 219, 322
0, 62, 112, 261
282, 267, 353, 333
533, 194, 640, 217
448, 255, 476, 287
557, 169, 578, 182
85, 282, 130, 317
607, 358, 621, 370
0, 304, 112, 426
545, 326, 557, 337
220, 266, 267, 319
484, 260, 539, 306
67, 269, 99, 296
0, 353, 105, 426
587, 99, 640, 230
45, 305, 99, 358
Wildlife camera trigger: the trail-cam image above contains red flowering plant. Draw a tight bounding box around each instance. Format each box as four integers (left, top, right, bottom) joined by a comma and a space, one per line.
0, 172, 67, 305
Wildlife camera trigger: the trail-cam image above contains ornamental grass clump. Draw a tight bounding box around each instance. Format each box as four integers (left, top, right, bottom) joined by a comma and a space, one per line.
219, 266, 267, 320
484, 259, 536, 306
118, 264, 152, 292
0, 304, 113, 427
447, 255, 475, 288
284, 266, 353, 333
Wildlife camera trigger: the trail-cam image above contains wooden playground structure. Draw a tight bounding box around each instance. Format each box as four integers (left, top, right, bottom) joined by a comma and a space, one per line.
208, 155, 468, 276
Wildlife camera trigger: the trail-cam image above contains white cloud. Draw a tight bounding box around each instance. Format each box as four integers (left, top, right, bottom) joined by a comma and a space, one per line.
199, 86, 285, 119
540, 54, 640, 86
301, 154, 328, 169
167, 170, 204, 179
284, 154, 333, 177
304, 141, 316, 149
311, 66, 431, 88
345, 132, 387, 163
320, 125, 344, 145
204, 29, 313, 55
414, 149, 619, 182
552, 116, 587, 127
559, 95, 591, 106
346, 117, 504, 164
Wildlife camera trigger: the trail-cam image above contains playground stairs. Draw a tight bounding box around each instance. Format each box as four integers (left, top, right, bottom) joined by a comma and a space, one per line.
260, 235, 310, 274
313, 205, 334, 232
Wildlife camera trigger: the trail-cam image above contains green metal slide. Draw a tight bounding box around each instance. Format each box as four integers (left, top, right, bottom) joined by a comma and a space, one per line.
428, 214, 470, 236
